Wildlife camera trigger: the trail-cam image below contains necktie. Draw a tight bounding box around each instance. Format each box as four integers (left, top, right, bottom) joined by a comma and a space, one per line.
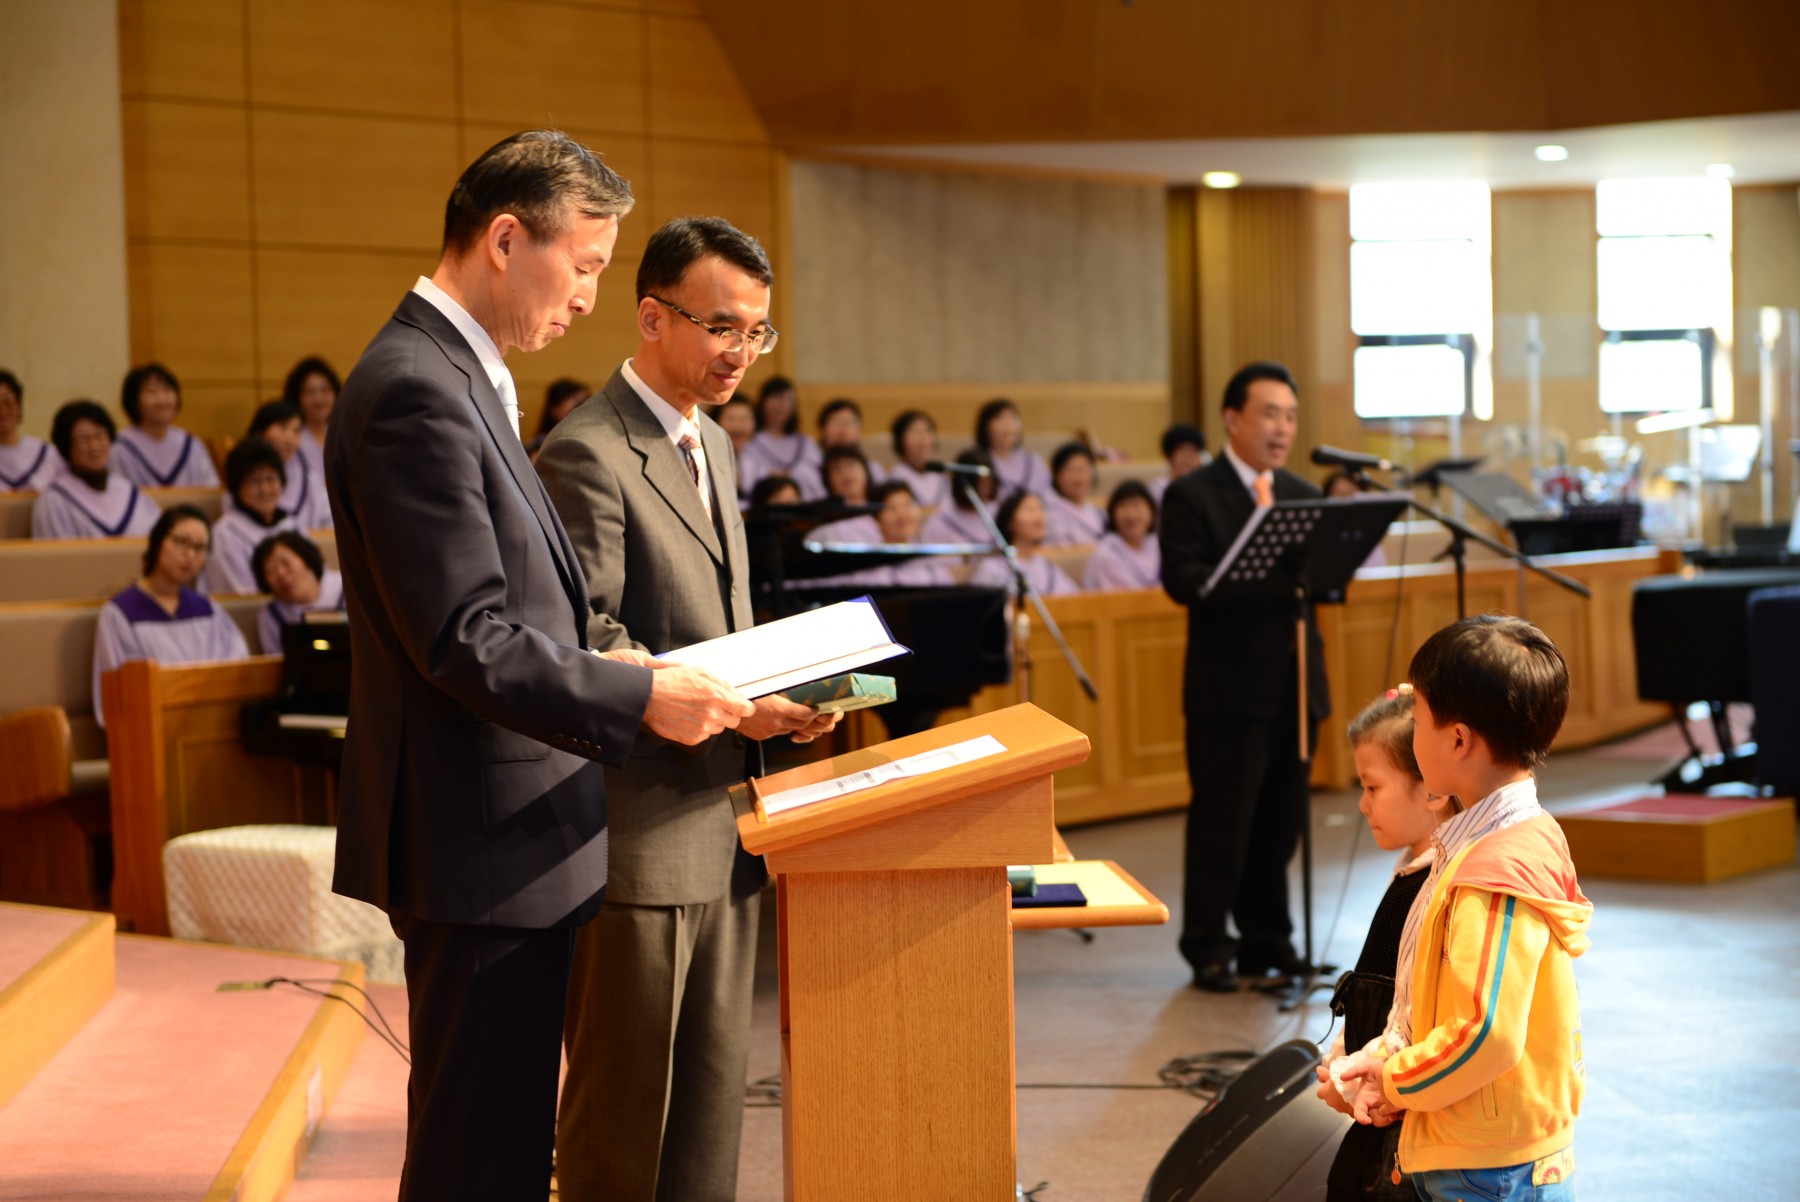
678, 433, 702, 487
1253, 472, 1275, 508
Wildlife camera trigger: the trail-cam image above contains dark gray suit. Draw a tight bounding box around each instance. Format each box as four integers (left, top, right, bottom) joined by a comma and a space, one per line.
536, 367, 762, 1202
328, 292, 654, 1202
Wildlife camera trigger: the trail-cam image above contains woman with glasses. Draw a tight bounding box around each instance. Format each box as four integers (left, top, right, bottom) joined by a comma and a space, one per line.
32, 400, 163, 540
92, 504, 250, 726
205, 437, 296, 594
738, 375, 822, 501
111, 363, 221, 490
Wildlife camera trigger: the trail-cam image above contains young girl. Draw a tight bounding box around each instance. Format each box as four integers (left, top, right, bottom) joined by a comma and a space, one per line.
111, 363, 221, 489
973, 397, 1050, 502
1317, 688, 1455, 1202
1043, 441, 1106, 546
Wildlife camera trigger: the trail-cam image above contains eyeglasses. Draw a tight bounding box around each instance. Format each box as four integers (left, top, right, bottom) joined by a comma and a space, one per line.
649, 296, 780, 356
167, 535, 211, 555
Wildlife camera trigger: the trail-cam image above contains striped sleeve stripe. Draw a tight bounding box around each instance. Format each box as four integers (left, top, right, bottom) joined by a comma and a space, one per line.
1393, 895, 1516, 1096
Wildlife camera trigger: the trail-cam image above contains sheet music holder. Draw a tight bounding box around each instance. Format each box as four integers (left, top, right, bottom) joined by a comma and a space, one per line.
1203, 492, 1409, 605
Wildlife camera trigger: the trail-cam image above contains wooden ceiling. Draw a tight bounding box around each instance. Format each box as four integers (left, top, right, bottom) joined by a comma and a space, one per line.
697, 0, 1800, 147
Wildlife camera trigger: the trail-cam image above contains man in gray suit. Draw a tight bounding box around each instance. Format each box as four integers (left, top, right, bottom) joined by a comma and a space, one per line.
537, 217, 836, 1202
328, 133, 754, 1202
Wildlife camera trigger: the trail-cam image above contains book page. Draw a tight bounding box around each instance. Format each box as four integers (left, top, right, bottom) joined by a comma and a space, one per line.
760, 734, 1007, 816
656, 597, 910, 697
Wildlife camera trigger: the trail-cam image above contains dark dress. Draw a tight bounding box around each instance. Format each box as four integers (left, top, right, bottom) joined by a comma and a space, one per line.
1327, 862, 1429, 1202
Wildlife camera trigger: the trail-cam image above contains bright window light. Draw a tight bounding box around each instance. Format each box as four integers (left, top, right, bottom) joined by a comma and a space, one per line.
1350, 182, 1489, 242
1596, 236, 1729, 331
1596, 178, 1730, 237
1598, 338, 1704, 413
1353, 344, 1467, 418
1351, 241, 1485, 335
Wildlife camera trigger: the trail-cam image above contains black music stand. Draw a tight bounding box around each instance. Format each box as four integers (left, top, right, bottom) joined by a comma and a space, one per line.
1203, 492, 1408, 1010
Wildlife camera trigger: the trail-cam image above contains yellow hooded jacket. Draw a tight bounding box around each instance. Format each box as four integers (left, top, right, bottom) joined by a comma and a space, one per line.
1381, 813, 1592, 1174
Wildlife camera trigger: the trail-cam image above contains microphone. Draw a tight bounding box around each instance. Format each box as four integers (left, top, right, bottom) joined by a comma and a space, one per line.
924, 459, 992, 478
1310, 446, 1397, 473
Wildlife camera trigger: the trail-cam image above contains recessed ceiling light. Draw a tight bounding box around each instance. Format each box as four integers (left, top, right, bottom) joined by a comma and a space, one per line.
1201, 171, 1241, 189
1706, 163, 1736, 179
1534, 145, 1570, 162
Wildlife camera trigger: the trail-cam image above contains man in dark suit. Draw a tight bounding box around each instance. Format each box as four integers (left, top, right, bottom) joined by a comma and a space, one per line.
1159, 361, 1330, 993
537, 217, 837, 1202
327, 131, 754, 1202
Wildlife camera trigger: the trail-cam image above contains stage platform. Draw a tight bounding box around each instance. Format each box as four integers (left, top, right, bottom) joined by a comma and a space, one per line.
1560, 794, 1797, 882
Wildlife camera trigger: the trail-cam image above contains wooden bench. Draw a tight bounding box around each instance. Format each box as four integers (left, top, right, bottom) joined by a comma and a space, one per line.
0, 531, 338, 605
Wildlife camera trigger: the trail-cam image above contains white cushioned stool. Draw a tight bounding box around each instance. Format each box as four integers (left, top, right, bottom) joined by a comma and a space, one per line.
163, 824, 403, 984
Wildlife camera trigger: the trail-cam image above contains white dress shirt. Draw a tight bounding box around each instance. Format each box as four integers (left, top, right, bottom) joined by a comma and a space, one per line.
620, 359, 712, 515
411, 276, 519, 439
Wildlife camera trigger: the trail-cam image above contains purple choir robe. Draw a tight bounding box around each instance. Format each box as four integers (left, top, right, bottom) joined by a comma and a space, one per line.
204, 502, 297, 595
837, 557, 960, 589
737, 431, 823, 501
1043, 492, 1106, 547
93, 584, 250, 725
987, 447, 1051, 503
258, 569, 345, 654
0, 436, 60, 492
1082, 532, 1161, 592
280, 449, 333, 531
111, 426, 220, 489
32, 473, 161, 540
887, 461, 950, 511
920, 505, 993, 548
967, 552, 1079, 597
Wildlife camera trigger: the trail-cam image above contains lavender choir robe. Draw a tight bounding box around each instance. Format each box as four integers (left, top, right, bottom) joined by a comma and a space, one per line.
968, 551, 1079, 597
281, 446, 333, 531
837, 557, 959, 588
1043, 492, 1107, 547
204, 502, 296, 595
92, 584, 250, 725
737, 431, 823, 501
111, 426, 220, 489
31, 473, 161, 540
920, 505, 993, 548
887, 461, 950, 511
0, 436, 60, 493
987, 447, 1051, 503
258, 569, 345, 654
1083, 532, 1161, 592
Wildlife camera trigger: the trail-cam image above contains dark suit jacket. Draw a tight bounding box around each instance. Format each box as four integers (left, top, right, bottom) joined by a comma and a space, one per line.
327, 292, 654, 929
535, 368, 762, 906
1159, 454, 1331, 723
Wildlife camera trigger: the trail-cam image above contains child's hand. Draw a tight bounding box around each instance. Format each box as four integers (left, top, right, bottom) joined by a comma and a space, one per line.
1315, 1070, 1356, 1116
1336, 1051, 1402, 1126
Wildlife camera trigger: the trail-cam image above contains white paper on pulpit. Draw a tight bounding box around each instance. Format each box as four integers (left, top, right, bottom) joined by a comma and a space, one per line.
759, 734, 1008, 816
655, 596, 909, 698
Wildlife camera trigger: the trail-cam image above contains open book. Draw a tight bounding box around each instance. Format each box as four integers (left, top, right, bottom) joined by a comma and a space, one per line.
655, 596, 910, 698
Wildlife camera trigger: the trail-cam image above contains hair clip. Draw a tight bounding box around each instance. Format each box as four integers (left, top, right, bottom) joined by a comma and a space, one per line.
1384, 683, 1414, 700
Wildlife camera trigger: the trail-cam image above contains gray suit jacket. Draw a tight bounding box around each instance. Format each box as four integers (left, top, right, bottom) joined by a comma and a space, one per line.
327, 293, 654, 928
536, 368, 762, 907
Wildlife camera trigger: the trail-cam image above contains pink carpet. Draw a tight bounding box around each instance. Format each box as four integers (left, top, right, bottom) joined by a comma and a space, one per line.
288, 982, 410, 1202
0, 904, 92, 993
1586, 704, 1755, 760
0, 937, 350, 1201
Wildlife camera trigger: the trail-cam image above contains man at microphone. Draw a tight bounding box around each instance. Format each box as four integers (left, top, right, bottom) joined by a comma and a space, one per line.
1159, 361, 1329, 994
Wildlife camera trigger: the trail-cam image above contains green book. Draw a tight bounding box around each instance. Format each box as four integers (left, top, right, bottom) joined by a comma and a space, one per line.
779, 672, 897, 714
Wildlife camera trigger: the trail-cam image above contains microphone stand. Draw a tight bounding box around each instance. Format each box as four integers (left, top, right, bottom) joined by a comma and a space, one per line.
961, 484, 1099, 704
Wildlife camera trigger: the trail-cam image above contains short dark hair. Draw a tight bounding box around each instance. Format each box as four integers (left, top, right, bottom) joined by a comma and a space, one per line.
225, 436, 286, 497
974, 398, 1021, 451
251, 529, 326, 593
1408, 615, 1570, 770
1105, 479, 1157, 533
282, 357, 341, 410
1222, 361, 1298, 413
0, 369, 22, 404
816, 397, 861, 433
537, 378, 590, 437
1161, 422, 1205, 457
1050, 441, 1094, 493
993, 489, 1038, 542
144, 504, 211, 577
950, 448, 995, 509
756, 376, 799, 435
890, 408, 935, 457
821, 446, 871, 499
636, 216, 772, 302
1347, 690, 1423, 782
869, 479, 917, 507
443, 129, 634, 255
747, 472, 801, 510
51, 399, 115, 460
121, 362, 179, 424
248, 399, 301, 438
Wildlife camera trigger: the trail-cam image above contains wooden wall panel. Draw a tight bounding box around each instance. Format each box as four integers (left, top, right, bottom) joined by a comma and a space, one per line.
254, 248, 438, 381
121, 100, 253, 243
246, 0, 458, 119
130, 244, 258, 382
117, 0, 246, 103
250, 110, 458, 249
459, 1, 647, 133
646, 13, 767, 142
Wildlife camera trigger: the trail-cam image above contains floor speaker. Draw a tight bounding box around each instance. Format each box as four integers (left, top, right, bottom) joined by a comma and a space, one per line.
1143, 1039, 1350, 1202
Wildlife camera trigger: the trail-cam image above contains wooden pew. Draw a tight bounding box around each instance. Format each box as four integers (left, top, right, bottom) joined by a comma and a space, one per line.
0, 531, 338, 604
101, 656, 332, 936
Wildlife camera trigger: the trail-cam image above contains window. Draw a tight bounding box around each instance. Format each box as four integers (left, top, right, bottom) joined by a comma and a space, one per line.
1349, 182, 1493, 420
1594, 178, 1733, 415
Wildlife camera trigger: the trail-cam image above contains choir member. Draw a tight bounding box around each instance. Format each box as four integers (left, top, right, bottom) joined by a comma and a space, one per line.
0, 370, 58, 493
110, 363, 220, 489
205, 437, 295, 594
253, 530, 345, 655
886, 409, 948, 511
1083, 480, 1161, 591
1043, 441, 1106, 546
32, 400, 161, 540
967, 491, 1079, 596
737, 375, 822, 500
974, 397, 1051, 502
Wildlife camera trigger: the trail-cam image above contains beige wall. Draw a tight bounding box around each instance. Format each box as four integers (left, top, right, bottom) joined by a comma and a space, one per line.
786, 158, 1170, 458
118, 0, 787, 441
0, 0, 132, 439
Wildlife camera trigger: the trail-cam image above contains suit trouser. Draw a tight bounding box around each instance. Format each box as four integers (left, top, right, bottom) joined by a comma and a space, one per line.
557, 889, 761, 1202
1179, 703, 1316, 971
391, 914, 575, 1202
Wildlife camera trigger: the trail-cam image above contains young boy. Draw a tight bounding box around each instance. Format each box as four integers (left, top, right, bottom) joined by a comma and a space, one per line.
1340, 615, 1592, 1201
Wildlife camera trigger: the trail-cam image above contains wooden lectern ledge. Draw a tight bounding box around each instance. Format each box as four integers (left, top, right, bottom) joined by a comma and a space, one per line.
1009, 859, 1168, 931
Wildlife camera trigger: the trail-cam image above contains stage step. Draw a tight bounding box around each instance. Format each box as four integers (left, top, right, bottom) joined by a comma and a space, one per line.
0, 927, 368, 1202
1561, 794, 1797, 882
0, 902, 115, 1108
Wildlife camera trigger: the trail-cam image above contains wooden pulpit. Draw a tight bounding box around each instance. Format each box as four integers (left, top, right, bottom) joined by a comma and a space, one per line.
734, 702, 1089, 1201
